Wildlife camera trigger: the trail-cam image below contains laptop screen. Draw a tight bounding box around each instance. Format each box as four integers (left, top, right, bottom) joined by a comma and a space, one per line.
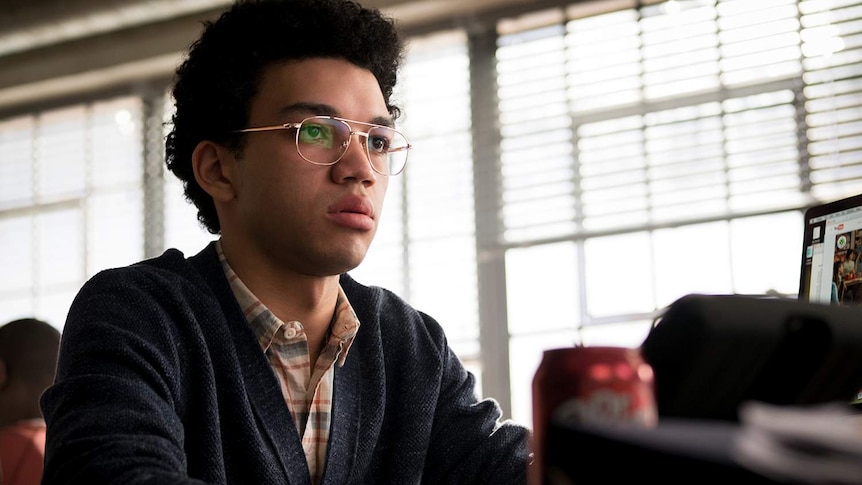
799, 192, 862, 306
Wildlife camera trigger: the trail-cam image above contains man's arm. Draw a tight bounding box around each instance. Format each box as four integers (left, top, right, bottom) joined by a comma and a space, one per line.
423, 337, 531, 484
40, 269, 212, 485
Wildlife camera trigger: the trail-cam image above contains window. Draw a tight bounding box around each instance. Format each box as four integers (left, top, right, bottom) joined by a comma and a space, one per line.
497, 0, 862, 426
0, 97, 145, 327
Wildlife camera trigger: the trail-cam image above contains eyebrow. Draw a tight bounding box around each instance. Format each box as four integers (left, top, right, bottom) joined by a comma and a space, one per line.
277, 102, 395, 127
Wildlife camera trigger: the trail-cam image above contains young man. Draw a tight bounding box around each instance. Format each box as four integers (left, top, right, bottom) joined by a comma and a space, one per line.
0, 318, 60, 485
40, 1, 531, 484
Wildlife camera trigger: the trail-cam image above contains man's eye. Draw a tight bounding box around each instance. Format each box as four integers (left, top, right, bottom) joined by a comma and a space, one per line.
299, 123, 335, 148
369, 136, 390, 153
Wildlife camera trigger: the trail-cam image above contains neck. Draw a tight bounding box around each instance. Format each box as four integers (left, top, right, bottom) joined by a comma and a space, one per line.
218, 238, 341, 362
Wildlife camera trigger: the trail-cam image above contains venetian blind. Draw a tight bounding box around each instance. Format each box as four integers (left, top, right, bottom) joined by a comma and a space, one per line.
495, 0, 862, 314
497, 0, 862, 426
0, 97, 145, 328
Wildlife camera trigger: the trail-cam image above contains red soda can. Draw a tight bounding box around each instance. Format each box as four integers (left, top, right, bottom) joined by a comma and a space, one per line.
529, 346, 657, 485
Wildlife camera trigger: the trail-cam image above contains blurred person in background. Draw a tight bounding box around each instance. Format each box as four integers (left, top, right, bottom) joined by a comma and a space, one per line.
0, 318, 60, 485
39, 0, 530, 484
832, 261, 847, 305
842, 249, 858, 277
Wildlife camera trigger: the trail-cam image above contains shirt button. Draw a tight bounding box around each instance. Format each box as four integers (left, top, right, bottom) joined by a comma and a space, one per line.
283, 327, 297, 339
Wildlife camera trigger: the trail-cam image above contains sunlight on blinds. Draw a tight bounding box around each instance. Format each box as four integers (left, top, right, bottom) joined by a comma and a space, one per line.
36, 208, 83, 326
0, 217, 33, 292
718, 0, 802, 86
38, 107, 87, 202
0, 117, 36, 321
0, 97, 146, 329
88, 98, 145, 273
498, 25, 577, 242
722, 91, 806, 210
640, 1, 720, 99
565, 9, 642, 111
801, 0, 862, 200
495, 0, 854, 243
0, 117, 35, 208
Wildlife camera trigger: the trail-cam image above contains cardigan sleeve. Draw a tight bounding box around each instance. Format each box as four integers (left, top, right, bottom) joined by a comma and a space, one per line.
419, 314, 531, 484
337, 275, 532, 484
40, 267, 215, 485
43, 247, 316, 485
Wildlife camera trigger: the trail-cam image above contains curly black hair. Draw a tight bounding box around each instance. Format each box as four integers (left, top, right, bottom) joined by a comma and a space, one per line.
165, 0, 405, 234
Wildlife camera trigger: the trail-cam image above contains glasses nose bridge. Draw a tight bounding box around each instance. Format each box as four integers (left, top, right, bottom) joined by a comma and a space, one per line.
342, 127, 372, 154
330, 126, 375, 173
347, 128, 370, 144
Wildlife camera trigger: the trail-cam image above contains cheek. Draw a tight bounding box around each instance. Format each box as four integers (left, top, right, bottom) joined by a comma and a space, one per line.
241, 144, 316, 197
236, 164, 296, 217
257, 171, 316, 213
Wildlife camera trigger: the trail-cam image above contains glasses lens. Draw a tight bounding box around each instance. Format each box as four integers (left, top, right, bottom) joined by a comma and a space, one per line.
296, 118, 350, 165
367, 126, 409, 175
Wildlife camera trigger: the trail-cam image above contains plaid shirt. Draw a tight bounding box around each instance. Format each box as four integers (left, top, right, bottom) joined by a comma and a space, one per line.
216, 241, 359, 484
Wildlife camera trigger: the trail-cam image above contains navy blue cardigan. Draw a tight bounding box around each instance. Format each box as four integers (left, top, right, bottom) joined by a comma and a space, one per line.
41, 242, 530, 484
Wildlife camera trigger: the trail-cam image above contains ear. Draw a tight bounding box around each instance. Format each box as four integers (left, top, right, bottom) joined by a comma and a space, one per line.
192, 140, 239, 203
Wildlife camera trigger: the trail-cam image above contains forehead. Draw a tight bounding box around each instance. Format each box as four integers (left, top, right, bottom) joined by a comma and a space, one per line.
250, 58, 389, 121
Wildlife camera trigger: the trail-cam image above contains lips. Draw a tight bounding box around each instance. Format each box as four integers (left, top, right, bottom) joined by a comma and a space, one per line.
329, 195, 374, 217
326, 195, 375, 230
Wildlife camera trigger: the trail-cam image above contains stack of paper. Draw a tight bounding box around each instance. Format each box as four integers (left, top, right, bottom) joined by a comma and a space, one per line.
732, 401, 862, 484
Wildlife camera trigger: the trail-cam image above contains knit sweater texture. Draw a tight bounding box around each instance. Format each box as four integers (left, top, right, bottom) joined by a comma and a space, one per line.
40, 242, 530, 484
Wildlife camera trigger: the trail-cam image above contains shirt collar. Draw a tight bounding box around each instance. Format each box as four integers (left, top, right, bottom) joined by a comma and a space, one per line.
215, 239, 360, 365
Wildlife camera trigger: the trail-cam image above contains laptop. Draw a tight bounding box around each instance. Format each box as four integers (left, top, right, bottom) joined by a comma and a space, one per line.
798, 192, 862, 307
798, 192, 862, 407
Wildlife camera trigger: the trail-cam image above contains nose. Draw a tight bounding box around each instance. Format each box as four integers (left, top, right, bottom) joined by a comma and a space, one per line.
330, 131, 376, 184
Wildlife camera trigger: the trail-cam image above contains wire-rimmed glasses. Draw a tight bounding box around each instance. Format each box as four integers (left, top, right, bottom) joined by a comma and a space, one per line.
234, 115, 411, 176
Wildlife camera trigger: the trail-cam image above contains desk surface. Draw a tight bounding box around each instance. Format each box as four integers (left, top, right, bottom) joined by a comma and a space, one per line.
544, 419, 790, 484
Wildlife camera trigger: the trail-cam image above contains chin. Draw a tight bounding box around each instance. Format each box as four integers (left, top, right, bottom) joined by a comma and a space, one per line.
322, 253, 367, 276
339, 258, 365, 275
